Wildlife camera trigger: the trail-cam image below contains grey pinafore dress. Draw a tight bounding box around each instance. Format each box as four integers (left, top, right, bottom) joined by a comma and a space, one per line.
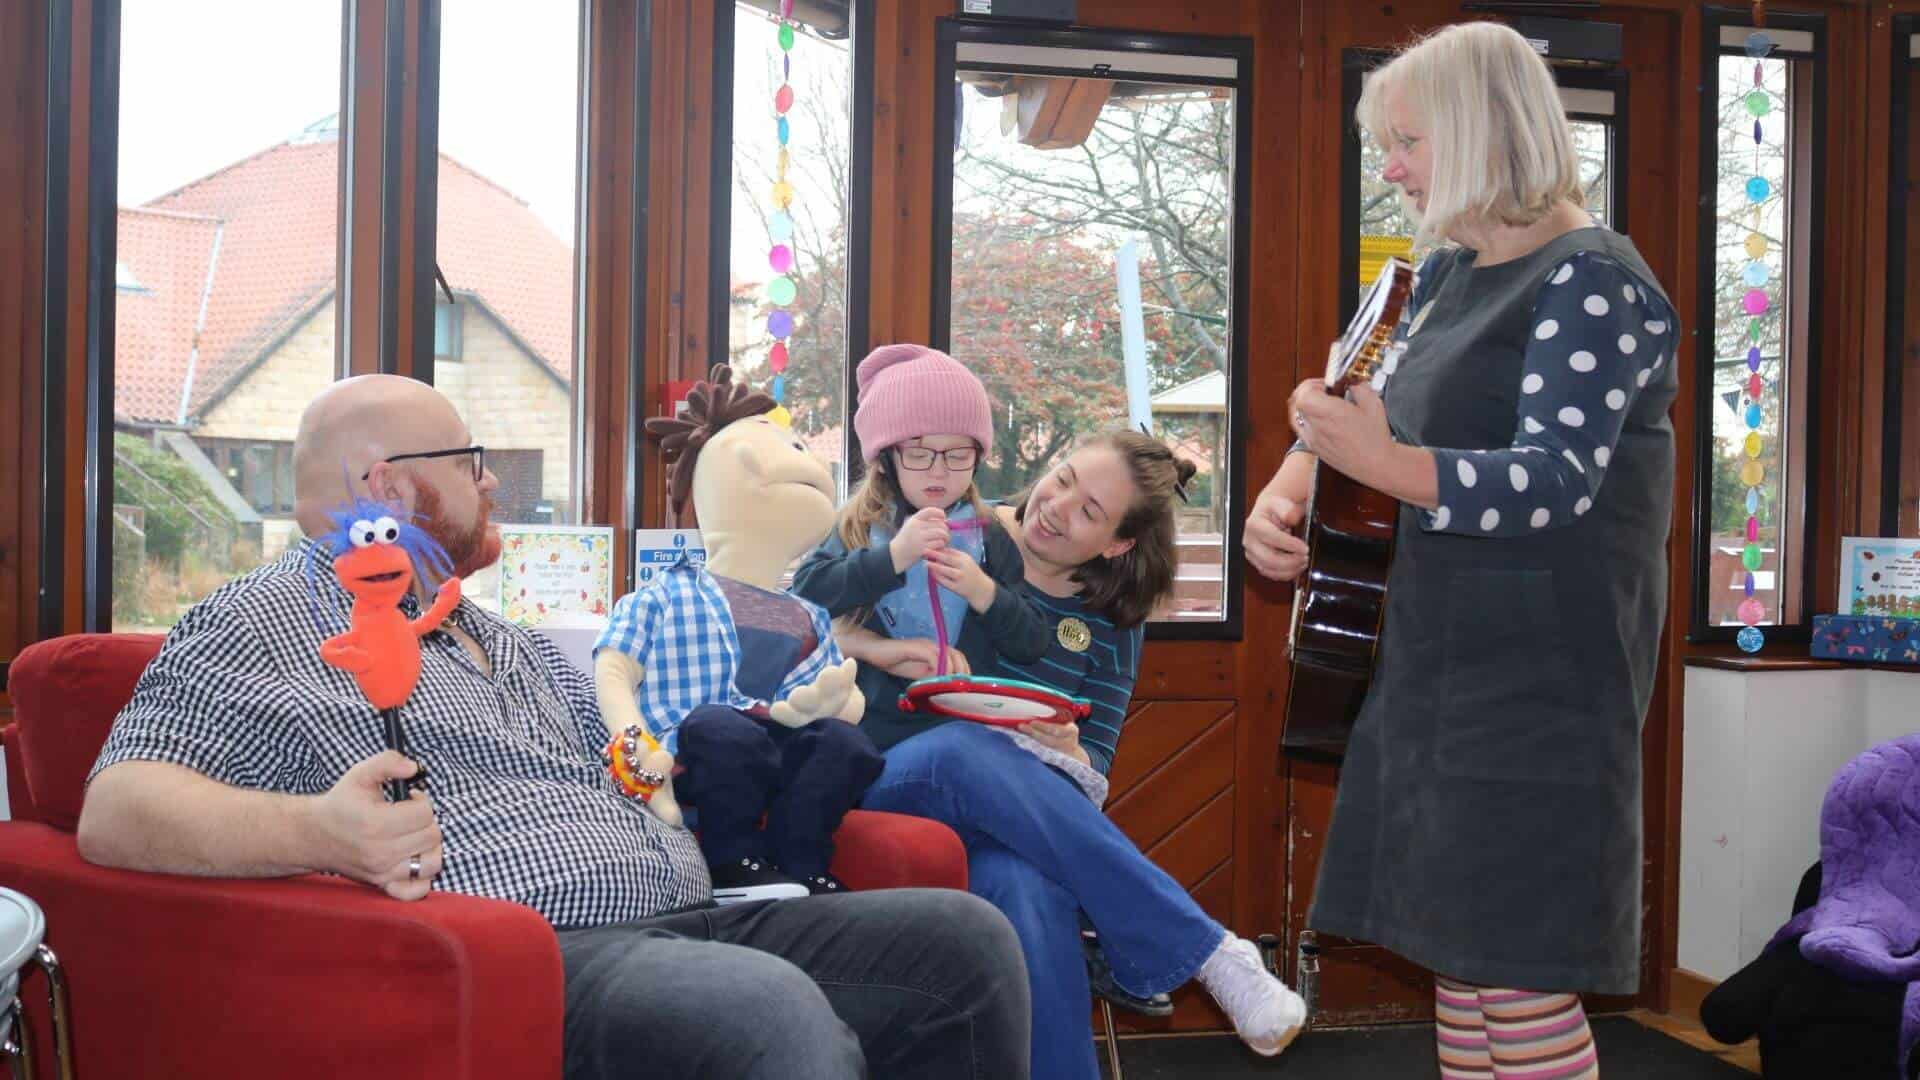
1305, 227, 1678, 995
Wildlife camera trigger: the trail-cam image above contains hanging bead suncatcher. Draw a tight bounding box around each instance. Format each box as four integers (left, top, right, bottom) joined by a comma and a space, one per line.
1736, 13, 1774, 654
765, 0, 799, 407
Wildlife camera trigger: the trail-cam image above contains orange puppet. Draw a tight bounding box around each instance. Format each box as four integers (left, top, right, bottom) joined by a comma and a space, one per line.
308, 497, 462, 800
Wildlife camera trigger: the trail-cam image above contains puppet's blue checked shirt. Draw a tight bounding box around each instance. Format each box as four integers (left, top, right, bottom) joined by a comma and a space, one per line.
593, 554, 843, 753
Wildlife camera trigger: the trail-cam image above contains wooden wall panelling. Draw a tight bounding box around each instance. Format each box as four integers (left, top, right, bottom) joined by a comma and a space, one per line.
1235, 0, 1305, 981
1106, 708, 1236, 855
1607, 4, 1687, 1016
48, 0, 112, 639
578, 0, 642, 569
1808, 0, 1869, 620
1106, 699, 1232, 798
341, 0, 389, 377
1856, 5, 1894, 536
0, 0, 51, 711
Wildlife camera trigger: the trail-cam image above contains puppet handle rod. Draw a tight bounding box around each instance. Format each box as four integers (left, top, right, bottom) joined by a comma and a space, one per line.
383, 707, 410, 802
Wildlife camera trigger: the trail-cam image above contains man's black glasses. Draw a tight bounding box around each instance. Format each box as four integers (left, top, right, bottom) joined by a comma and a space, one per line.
362, 446, 486, 482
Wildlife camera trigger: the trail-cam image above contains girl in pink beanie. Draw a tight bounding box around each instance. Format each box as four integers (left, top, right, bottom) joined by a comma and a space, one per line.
791, 344, 1053, 749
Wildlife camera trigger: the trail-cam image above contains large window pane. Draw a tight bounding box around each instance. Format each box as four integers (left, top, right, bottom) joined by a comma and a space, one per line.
435, 0, 586, 612
947, 61, 1243, 623
112, 1, 343, 632
726, 1, 854, 496
1704, 47, 1806, 629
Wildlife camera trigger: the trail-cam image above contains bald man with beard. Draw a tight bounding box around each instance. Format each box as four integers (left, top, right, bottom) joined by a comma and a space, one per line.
77, 375, 1031, 1080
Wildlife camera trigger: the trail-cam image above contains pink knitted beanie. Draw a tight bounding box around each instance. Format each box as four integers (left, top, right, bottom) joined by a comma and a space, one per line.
853, 344, 994, 463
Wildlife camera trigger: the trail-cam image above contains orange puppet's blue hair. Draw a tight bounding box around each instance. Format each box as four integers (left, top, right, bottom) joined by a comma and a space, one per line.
304, 496, 455, 632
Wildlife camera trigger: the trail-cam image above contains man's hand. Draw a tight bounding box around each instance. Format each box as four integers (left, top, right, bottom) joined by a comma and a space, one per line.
769, 658, 860, 728
889, 507, 951, 573
305, 751, 443, 901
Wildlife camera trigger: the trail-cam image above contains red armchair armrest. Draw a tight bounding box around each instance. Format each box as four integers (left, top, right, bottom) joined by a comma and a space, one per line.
0, 823, 562, 1079
830, 809, 967, 892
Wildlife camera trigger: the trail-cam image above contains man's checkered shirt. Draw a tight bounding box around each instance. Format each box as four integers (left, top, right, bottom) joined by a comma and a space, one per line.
88, 542, 712, 927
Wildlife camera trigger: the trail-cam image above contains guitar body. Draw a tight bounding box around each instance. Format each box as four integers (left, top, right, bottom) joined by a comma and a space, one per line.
1282, 465, 1398, 762
1282, 256, 1415, 763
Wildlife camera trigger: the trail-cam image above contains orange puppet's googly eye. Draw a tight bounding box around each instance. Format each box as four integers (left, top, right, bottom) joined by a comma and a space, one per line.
373, 516, 401, 544
349, 519, 378, 548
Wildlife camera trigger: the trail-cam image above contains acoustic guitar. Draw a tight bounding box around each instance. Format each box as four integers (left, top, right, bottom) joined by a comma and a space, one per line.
1281, 256, 1415, 763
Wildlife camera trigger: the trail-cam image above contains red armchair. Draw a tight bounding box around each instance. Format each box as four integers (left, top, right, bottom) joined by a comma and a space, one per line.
0, 633, 965, 1079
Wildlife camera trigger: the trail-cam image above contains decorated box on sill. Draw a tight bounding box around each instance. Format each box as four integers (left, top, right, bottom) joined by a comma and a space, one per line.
1811, 615, 1920, 666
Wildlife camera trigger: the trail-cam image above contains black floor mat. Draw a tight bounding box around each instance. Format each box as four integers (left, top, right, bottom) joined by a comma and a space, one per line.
1096, 1016, 1750, 1078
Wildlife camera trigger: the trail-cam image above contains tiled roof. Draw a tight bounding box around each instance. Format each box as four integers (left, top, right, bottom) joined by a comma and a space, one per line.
115, 134, 574, 426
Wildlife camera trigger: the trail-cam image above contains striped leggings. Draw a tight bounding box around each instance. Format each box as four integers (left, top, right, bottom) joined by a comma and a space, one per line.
1435, 976, 1599, 1079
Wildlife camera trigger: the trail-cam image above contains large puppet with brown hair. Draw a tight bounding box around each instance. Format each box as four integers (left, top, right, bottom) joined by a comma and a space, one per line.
592, 364, 881, 896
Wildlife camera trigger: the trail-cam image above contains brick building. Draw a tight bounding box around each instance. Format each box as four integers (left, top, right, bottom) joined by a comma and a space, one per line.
114, 115, 574, 558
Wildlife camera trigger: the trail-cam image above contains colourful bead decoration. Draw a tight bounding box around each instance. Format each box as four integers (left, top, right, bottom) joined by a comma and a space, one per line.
1737, 22, 1774, 654
758, 6, 803, 406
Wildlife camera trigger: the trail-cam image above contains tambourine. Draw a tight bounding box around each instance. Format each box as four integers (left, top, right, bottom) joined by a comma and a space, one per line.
899, 674, 1092, 728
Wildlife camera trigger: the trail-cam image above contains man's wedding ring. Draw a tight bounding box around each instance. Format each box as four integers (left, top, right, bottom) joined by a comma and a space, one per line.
408, 854, 422, 882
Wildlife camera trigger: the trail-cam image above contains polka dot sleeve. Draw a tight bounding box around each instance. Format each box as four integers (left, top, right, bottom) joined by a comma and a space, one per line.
1421, 251, 1676, 537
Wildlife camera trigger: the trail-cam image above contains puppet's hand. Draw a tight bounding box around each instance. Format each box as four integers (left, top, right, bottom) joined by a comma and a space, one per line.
414, 575, 462, 636
769, 659, 858, 728
320, 636, 373, 673
639, 747, 682, 827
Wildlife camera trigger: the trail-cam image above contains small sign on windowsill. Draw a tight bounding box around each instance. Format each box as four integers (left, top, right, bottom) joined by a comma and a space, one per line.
495, 524, 615, 628
1840, 536, 1920, 617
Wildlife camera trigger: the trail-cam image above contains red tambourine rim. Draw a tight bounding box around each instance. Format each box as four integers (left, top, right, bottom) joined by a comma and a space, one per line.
898, 675, 1093, 727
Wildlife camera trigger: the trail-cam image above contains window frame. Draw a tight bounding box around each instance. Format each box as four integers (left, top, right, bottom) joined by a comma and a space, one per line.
1687, 7, 1828, 645
58, 0, 667, 633
927, 16, 1254, 642
706, 0, 875, 473
1883, 18, 1919, 538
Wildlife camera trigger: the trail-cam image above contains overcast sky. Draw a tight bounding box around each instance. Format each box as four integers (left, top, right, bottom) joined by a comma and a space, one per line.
119, 0, 583, 241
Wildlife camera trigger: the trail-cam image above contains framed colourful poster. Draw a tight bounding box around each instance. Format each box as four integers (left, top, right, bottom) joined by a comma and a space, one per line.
496, 525, 616, 628
1840, 536, 1920, 617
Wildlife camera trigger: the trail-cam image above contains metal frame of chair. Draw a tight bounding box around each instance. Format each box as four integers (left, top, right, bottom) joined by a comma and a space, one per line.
1, 888, 74, 1080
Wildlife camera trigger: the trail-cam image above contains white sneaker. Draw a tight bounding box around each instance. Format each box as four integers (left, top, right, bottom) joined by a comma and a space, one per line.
1195, 934, 1307, 1056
